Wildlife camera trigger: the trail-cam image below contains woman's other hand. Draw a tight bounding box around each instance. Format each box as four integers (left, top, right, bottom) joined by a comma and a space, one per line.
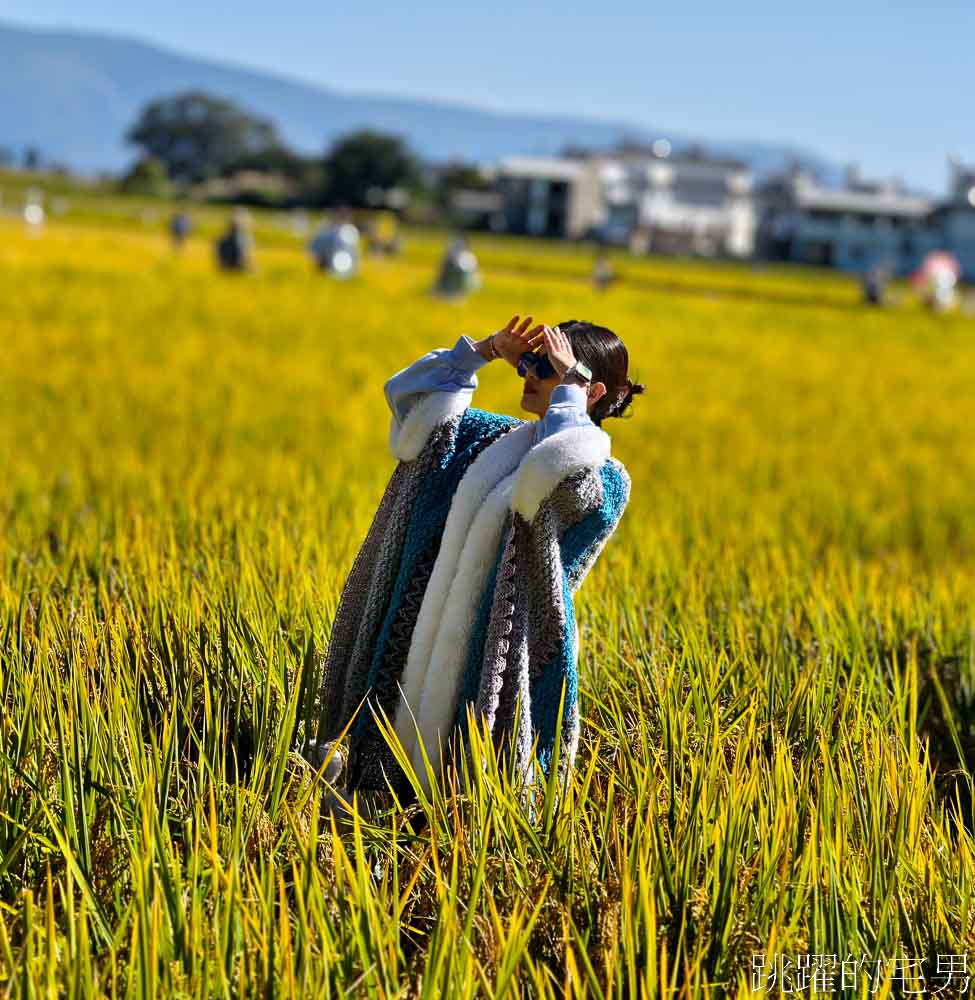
540, 325, 576, 380
482, 315, 545, 367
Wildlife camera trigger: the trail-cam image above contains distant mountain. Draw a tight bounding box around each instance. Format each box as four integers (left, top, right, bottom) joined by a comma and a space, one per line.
0, 21, 842, 183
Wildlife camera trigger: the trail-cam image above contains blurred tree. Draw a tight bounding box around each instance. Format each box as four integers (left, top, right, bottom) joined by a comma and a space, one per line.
432, 161, 495, 226
219, 143, 310, 182
321, 130, 420, 208
126, 91, 280, 183
23, 146, 42, 170
118, 155, 171, 197
433, 161, 488, 213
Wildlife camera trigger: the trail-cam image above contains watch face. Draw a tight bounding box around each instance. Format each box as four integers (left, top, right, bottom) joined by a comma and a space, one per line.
575, 362, 593, 381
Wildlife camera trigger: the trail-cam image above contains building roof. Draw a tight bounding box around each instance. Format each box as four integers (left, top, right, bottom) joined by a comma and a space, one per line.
497, 156, 586, 181
615, 145, 749, 171
794, 185, 932, 218
927, 200, 975, 222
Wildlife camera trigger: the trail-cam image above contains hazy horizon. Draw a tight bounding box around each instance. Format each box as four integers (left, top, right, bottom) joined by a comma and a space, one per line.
4, 4, 973, 194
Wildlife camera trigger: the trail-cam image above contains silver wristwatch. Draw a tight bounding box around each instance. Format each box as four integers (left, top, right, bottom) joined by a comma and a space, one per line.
563, 360, 593, 385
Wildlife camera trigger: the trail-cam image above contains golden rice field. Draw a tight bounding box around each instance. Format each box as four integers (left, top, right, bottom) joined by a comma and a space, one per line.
1, 211, 974, 998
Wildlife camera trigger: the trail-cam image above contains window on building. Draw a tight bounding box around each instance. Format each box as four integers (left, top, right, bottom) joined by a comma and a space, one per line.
804, 241, 833, 266
672, 180, 726, 207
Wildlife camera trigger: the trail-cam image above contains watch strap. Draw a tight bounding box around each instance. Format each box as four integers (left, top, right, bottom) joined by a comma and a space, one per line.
564, 360, 592, 384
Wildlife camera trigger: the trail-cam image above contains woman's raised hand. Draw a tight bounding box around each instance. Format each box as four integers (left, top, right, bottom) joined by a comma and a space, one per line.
540, 325, 576, 380
490, 315, 545, 367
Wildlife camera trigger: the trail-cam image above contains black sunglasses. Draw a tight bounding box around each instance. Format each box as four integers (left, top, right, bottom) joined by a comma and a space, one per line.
516, 351, 558, 380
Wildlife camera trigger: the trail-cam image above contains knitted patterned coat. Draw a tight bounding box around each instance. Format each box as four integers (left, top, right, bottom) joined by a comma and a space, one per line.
316, 363, 632, 800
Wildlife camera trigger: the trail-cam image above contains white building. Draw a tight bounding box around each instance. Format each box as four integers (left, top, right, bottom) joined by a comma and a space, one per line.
494, 156, 604, 239
755, 165, 934, 272
492, 149, 754, 255
598, 146, 756, 258
488, 149, 975, 279
756, 160, 975, 279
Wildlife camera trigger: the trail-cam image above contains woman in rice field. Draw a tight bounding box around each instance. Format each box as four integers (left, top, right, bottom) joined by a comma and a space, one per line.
308, 315, 644, 813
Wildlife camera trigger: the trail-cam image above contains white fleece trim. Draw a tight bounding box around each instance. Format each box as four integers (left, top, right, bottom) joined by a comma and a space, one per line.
389, 391, 473, 462
409, 469, 518, 793
511, 423, 612, 521
392, 420, 536, 761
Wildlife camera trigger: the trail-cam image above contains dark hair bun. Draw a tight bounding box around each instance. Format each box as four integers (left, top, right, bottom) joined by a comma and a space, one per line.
608, 377, 645, 419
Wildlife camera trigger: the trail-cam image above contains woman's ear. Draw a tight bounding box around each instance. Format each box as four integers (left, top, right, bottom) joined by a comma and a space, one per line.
589, 382, 607, 408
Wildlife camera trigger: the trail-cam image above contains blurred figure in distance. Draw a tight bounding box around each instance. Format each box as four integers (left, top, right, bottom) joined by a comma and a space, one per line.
308, 212, 361, 278
215, 208, 253, 272
433, 235, 481, 298
169, 210, 192, 252
592, 249, 617, 292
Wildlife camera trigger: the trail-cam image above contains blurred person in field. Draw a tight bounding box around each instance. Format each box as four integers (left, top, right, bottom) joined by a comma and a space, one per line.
911, 251, 960, 313
592, 249, 617, 292
169, 211, 192, 252
215, 208, 253, 272
309, 212, 361, 278
364, 210, 400, 255
861, 261, 892, 307
309, 315, 644, 820
23, 187, 45, 230
433, 235, 481, 297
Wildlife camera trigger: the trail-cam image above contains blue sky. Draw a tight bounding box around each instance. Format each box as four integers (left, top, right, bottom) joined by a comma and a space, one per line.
6, 2, 973, 194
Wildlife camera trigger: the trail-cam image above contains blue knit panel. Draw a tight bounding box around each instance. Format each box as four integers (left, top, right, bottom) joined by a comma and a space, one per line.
353, 406, 521, 740
562, 461, 629, 590
446, 407, 524, 471
530, 460, 629, 776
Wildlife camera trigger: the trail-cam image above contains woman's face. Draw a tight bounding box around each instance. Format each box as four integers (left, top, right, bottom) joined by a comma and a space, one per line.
519, 346, 566, 417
